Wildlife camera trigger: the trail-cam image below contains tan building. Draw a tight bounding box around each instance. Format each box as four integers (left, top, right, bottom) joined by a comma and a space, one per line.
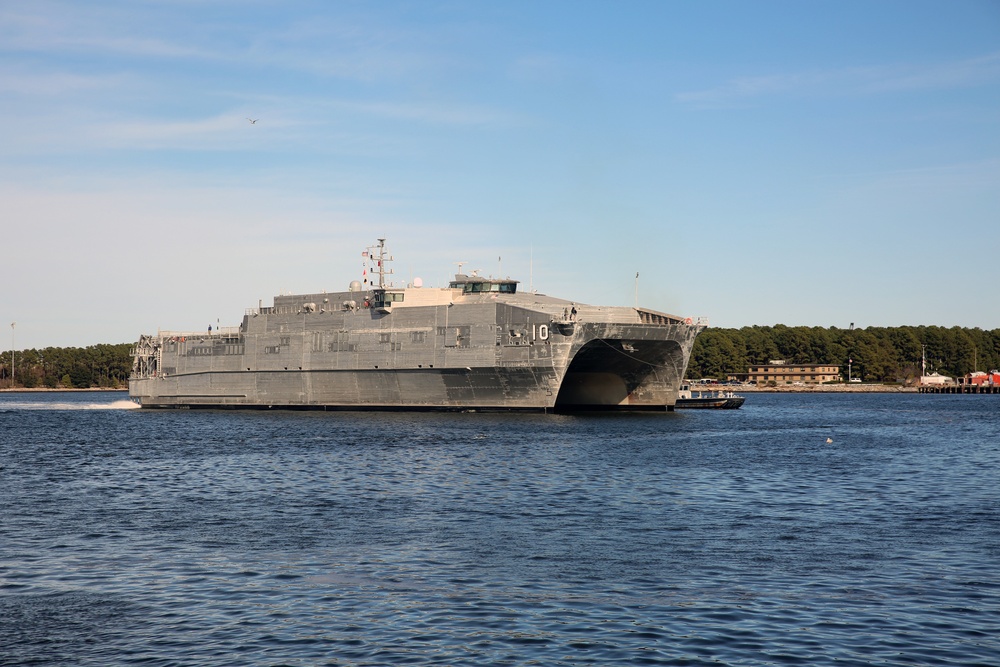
729, 360, 841, 385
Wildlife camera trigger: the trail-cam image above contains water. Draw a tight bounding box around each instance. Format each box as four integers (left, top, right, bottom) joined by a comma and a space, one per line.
1, 391, 998, 666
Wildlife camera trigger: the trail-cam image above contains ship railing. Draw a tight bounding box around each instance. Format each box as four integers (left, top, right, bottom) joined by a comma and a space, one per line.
635, 308, 686, 326
155, 327, 242, 339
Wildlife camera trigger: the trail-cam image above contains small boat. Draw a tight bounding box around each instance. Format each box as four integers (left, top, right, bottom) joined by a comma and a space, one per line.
675, 384, 745, 409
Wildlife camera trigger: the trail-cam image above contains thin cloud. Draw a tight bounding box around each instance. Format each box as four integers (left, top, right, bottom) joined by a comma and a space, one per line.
0, 65, 125, 96
86, 112, 299, 150
676, 52, 1000, 107
845, 158, 1000, 195
862, 51, 1000, 93
330, 99, 522, 126
1, 2, 464, 83
0, 4, 216, 60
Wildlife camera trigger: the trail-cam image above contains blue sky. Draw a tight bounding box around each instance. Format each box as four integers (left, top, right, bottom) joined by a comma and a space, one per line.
2, 0, 999, 348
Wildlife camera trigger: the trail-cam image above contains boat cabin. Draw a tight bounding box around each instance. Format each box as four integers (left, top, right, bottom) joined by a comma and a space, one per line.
448, 274, 519, 294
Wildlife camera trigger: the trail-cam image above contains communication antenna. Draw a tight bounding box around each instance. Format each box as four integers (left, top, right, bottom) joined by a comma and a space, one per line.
529, 246, 533, 292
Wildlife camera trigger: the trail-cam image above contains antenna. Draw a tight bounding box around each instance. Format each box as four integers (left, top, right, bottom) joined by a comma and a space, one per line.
529, 246, 533, 292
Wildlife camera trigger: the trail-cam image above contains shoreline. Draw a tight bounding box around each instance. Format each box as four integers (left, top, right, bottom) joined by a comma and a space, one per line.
2, 385, 921, 395
740, 384, 917, 393
0, 387, 127, 393
692, 383, 919, 393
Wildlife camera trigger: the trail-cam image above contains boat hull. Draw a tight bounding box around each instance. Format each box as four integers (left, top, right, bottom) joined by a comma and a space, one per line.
675, 396, 745, 409
130, 327, 698, 412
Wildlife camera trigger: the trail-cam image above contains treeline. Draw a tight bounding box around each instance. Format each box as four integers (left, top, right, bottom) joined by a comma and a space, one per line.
687, 325, 1000, 383
1, 326, 997, 389
0, 343, 133, 389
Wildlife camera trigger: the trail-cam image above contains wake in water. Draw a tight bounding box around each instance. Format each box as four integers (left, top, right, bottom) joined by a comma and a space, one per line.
0, 398, 140, 411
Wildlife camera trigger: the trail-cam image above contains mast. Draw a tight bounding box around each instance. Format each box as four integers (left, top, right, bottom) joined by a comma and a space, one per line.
366, 238, 394, 289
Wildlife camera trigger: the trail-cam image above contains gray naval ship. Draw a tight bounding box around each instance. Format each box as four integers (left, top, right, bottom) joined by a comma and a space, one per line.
129, 239, 705, 411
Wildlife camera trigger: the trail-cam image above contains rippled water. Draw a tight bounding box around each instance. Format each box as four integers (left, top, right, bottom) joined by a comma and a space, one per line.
1, 391, 998, 666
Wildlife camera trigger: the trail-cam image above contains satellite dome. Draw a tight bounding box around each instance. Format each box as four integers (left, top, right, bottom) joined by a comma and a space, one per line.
349, 280, 362, 292
413, 277, 423, 288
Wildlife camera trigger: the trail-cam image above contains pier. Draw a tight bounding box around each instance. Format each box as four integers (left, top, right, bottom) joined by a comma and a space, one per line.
918, 384, 1000, 394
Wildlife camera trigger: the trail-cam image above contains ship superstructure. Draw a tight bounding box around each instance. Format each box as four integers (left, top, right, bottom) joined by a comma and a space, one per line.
129, 240, 705, 411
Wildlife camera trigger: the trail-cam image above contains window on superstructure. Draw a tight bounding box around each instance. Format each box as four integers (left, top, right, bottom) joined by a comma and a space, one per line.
373, 291, 404, 307
462, 281, 516, 294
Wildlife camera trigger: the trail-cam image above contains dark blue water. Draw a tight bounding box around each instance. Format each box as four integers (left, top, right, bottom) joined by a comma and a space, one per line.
1, 392, 998, 666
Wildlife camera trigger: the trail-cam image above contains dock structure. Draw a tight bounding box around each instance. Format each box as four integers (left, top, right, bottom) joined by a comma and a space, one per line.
919, 384, 1000, 394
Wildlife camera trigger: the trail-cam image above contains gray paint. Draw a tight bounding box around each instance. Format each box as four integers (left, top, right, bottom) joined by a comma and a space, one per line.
130, 251, 703, 411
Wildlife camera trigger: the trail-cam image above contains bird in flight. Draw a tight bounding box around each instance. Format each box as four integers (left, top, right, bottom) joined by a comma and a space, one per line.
247, 118, 258, 124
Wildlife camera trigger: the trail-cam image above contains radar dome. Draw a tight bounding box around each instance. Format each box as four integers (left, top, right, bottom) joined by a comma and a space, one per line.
413, 277, 423, 288
349, 280, 362, 292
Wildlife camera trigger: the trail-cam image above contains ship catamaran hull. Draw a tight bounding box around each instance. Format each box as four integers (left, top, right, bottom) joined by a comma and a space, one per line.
129, 242, 704, 412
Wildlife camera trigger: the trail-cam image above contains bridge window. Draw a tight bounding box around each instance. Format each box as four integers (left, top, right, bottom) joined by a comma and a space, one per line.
462, 281, 517, 294
373, 291, 405, 308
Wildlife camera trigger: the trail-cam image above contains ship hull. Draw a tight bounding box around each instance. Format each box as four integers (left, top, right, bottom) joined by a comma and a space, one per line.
130, 329, 696, 411
130, 324, 699, 411
130, 366, 559, 411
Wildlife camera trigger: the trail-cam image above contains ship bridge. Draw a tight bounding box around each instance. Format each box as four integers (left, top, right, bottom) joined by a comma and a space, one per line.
448, 274, 519, 294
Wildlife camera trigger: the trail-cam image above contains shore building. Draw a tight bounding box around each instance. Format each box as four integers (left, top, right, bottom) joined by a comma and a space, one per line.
729, 360, 841, 385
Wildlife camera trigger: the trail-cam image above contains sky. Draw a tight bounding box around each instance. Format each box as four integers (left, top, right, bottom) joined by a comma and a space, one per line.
2, 0, 999, 349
